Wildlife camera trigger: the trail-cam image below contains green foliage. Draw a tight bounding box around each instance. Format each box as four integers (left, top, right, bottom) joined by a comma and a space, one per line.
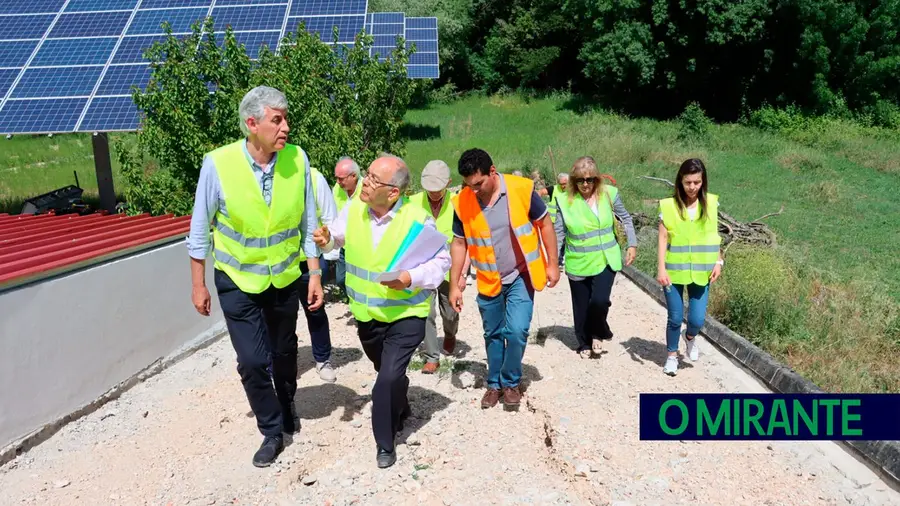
403, 0, 900, 121
117, 18, 415, 215
677, 102, 713, 141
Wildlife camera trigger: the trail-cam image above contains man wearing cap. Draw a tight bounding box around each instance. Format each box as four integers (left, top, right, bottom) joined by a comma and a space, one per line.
411, 160, 466, 373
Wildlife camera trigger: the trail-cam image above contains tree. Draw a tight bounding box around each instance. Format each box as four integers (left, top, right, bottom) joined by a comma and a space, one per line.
117, 18, 416, 215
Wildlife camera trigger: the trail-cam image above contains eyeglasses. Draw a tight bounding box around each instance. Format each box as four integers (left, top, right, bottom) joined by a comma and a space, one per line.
575, 177, 598, 185
364, 171, 398, 188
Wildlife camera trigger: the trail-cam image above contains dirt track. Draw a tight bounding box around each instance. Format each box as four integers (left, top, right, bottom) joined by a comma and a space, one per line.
1, 274, 898, 506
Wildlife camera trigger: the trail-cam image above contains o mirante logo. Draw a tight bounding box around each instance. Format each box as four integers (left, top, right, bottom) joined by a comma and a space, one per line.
639, 394, 899, 441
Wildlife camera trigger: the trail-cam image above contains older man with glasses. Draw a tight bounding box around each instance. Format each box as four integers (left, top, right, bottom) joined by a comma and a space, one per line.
314, 155, 450, 469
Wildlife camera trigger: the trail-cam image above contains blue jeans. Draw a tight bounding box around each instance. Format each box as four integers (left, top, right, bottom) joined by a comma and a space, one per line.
663, 283, 710, 353
475, 276, 534, 389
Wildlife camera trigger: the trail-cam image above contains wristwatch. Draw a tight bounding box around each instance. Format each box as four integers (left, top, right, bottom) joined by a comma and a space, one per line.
716, 259, 724, 266
308, 269, 323, 276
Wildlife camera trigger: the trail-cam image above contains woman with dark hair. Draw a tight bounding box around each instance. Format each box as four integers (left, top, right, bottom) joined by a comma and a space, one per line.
553, 156, 637, 358
656, 158, 724, 376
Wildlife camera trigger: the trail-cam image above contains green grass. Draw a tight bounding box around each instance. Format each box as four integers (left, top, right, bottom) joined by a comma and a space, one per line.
0, 133, 128, 214
401, 94, 900, 301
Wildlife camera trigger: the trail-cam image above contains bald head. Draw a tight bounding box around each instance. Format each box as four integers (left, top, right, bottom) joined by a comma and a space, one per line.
361, 154, 409, 212
334, 157, 359, 193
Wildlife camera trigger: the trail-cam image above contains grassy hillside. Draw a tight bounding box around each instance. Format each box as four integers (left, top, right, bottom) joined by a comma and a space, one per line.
3, 94, 898, 392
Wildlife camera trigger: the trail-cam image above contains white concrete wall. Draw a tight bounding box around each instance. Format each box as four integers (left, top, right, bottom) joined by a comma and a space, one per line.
0, 240, 226, 451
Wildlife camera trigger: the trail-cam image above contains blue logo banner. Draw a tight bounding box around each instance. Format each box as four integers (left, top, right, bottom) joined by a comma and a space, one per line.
639, 393, 900, 440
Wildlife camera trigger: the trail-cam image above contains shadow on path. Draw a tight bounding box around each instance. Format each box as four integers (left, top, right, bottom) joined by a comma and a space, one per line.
619, 336, 693, 369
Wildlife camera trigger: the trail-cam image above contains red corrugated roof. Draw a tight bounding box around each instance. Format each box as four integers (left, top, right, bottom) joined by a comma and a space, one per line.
0, 212, 191, 289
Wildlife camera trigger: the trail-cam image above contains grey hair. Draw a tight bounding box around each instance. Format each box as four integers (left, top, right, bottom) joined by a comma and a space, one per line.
239, 86, 288, 137
557, 172, 569, 182
336, 156, 360, 176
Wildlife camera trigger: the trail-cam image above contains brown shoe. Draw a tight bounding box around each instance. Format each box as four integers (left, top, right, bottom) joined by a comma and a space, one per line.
421, 361, 439, 374
442, 335, 457, 355
502, 386, 522, 406
481, 388, 501, 409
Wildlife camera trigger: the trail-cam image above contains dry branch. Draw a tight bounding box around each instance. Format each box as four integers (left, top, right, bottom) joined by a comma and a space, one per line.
639, 176, 675, 187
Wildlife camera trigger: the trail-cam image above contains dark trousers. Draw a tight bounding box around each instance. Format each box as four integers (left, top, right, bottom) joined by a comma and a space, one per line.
298, 261, 332, 363
215, 268, 300, 437
357, 317, 425, 451
568, 266, 617, 352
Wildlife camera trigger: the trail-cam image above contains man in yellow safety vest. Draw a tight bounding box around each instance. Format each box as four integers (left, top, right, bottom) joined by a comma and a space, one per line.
410, 160, 465, 373
313, 155, 450, 469
324, 157, 361, 298
187, 86, 324, 468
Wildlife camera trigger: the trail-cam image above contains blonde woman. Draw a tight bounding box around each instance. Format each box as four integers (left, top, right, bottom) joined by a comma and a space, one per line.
553, 157, 637, 358
656, 158, 724, 376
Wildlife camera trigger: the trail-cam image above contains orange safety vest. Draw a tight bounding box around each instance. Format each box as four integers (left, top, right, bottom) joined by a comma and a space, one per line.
452, 174, 548, 297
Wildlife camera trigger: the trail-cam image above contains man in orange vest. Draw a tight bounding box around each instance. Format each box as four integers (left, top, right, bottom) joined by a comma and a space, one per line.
449, 148, 560, 409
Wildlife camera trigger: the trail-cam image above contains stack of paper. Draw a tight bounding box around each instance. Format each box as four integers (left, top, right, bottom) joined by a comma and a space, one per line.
376, 223, 449, 283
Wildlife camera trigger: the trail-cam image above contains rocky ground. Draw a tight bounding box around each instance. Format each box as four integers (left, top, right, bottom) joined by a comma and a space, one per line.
1, 275, 898, 506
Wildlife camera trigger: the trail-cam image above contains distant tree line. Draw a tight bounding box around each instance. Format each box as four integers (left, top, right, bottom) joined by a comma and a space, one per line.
375, 0, 900, 125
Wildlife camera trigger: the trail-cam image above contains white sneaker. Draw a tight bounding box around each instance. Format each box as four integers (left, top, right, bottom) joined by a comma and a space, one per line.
686, 337, 700, 362
316, 361, 337, 383
663, 356, 678, 376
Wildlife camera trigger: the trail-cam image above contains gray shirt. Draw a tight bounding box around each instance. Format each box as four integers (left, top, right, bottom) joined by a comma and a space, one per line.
186, 139, 319, 261
553, 189, 637, 281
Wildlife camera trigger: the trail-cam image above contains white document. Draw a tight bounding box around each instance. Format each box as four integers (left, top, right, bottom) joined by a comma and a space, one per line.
390, 227, 448, 272
376, 227, 449, 282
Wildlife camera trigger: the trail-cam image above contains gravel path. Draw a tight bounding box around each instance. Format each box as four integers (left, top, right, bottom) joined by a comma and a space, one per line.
1, 275, 898, 506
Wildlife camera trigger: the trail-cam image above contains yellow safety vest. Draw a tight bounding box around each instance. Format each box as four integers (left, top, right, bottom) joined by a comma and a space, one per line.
659, 194, 721, 286
332, 181, 360, 213
556, 186, 622, 277
411, 189, 455, 281
547, 184, 563, 223
344, 197, 433, 323
210, 140, 307, 294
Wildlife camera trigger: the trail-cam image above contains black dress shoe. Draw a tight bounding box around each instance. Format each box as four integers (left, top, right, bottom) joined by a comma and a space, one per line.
253, 435, 284, 468
376, 446, 396, 468
282, 404, 301, 434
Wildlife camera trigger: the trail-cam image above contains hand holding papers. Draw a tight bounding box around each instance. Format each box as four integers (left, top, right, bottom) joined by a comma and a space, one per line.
377, 223, 449, 290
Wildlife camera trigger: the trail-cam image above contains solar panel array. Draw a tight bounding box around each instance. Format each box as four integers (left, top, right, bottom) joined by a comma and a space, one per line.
0, 1, 440, 134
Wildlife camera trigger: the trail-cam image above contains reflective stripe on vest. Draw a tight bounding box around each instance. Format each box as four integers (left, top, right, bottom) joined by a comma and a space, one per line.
210, 140, 307, 294
452, 174, 547, 296
556, 185, 622, 276
659, 194, 721, 286
343, 197, 433, 323
412, 190, 455, 281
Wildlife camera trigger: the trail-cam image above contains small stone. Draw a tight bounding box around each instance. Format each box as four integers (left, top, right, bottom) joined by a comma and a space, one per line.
457, 371, 475, 389
430, 426, 442, 436
559, 416, 571, 428
340, 479, 353, 487
603, 453, 612, 461
575, 463, 590, 477
54, 480, 70, 489
351, 419, 363, 428
766, 444, 773, 451
543, 492, 560, 502
404, 481, 421, 492
317, 441, 330, 447
407, 434, 421, 446
301, 475, 317, 486
588, 461, 601, 473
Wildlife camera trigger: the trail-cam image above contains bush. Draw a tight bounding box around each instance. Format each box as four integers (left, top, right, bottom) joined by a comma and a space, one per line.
709, 245, 805, 351
117, 19, 416, 215
677, 102, 713, 142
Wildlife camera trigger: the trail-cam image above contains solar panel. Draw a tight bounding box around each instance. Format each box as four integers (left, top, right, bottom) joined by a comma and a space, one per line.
404, 17, 439, 79
0, 3, 439, 134
366, 12, 403, 62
